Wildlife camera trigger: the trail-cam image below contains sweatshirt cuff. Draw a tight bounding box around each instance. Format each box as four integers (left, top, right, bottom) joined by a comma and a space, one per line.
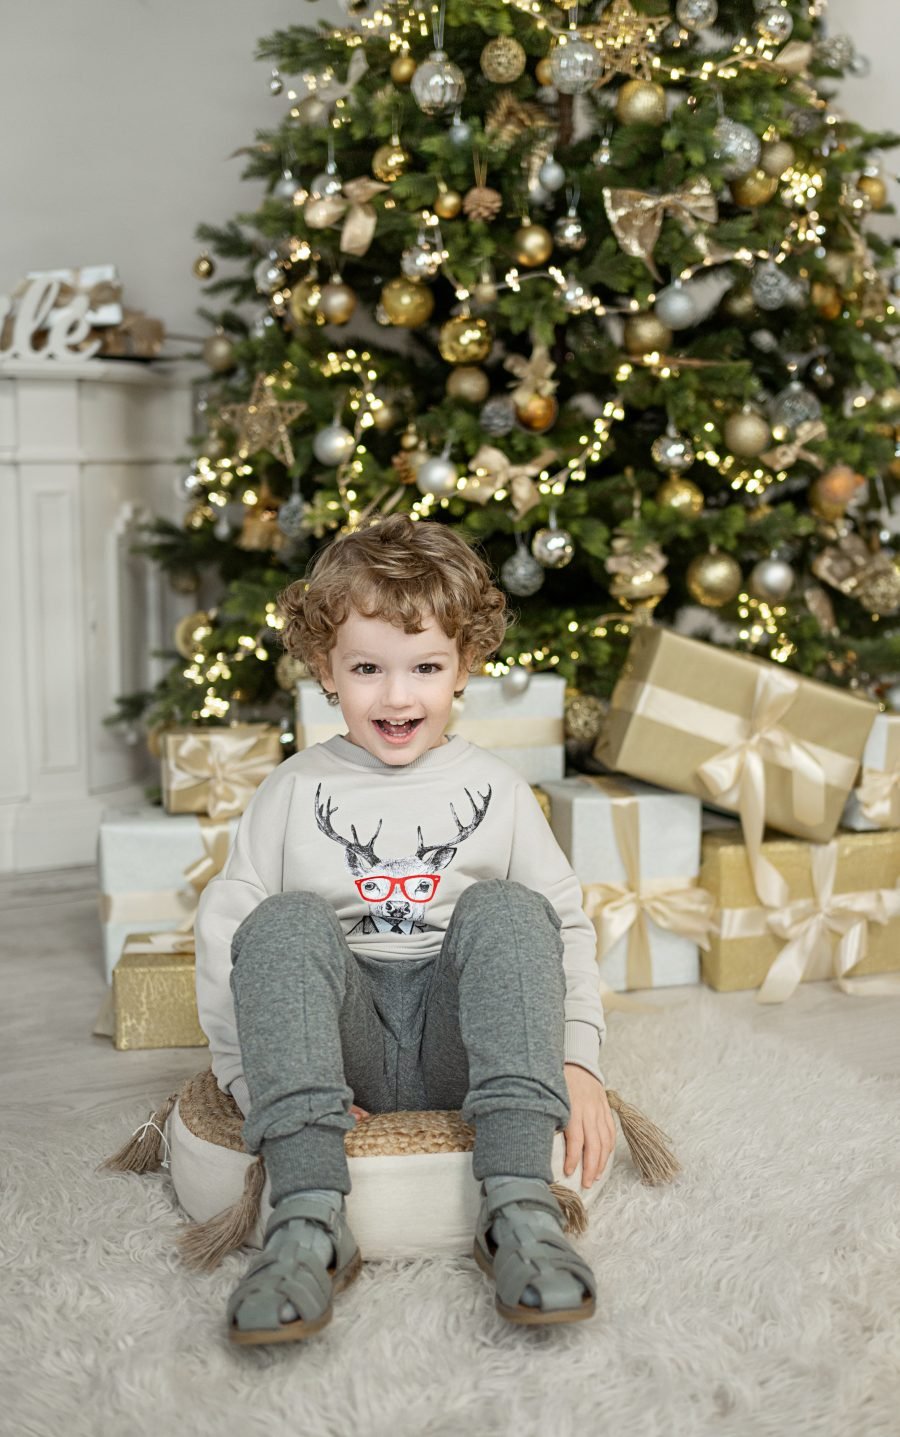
564, 1019, 605, 1086
228, 1076, 251, 1117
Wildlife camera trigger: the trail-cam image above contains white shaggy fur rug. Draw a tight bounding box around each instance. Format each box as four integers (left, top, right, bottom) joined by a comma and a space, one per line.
3, 990, 899, 1437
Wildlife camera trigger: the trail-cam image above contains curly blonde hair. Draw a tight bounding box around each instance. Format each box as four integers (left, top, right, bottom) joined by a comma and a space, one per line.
278, 513, 513, 705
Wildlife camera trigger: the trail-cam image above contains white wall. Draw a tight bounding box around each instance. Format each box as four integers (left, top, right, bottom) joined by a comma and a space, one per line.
0, 0, 896, 341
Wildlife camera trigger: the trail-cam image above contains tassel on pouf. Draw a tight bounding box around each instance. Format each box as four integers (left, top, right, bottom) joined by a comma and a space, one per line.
605, 1088, 681, 1185
97, 1093, 179, 1174
175, 1155, 267, 1272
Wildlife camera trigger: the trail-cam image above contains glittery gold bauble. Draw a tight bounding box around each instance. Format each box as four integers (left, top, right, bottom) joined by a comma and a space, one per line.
535, 56, 554, 86
275, 652, 310, 691
686, 550, 742, 607
513, 222, 553, 267
174, 610, 211, 660
811, 280, 842, 321
390, 53, 417, 86
202, 331, 236, 373
759, 139, 795, 177
721, 285, 757, 319
289, 277, 323, 324
438, 314, 493, 364
615, 79, 667, 127
729, 171, 779, 207
857, 174, 887, 209
193, 252, 215, 280
446, 365, 491, 403
514, 393, 559, 432
372, 141, 410, 183
623, 313, 673, 356
723, 409, 771, 457
434, 187, 463, 221
564, 691, 607, 745
381, 277, 435, 328
655, 475, 704, 513
317, 280, 357, 325
480, 36, 527, 83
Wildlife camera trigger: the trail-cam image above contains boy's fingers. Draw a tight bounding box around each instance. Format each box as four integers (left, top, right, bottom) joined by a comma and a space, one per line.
564, 1121, 583, 1175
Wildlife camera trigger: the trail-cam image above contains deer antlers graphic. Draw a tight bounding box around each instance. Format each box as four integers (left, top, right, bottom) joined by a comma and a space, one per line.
314, 783, 383, 868
416, 786, 492, 863
314, 782, 492, 874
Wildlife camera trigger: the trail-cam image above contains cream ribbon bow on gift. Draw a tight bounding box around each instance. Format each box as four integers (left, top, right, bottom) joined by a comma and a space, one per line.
465, 445, 557, 517
581, 793, 716, 994
749, 842, 900, 1003
99, 816, 233, 945
166, 731, 276, 821
697, 666, 826, 911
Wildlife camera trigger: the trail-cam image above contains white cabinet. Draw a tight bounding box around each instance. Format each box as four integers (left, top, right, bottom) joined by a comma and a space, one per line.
0, 360, 198, 871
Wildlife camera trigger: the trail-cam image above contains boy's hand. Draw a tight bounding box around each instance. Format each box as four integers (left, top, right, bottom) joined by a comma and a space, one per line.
563, 1063, 616, 1189
349, 1102, 370, 1122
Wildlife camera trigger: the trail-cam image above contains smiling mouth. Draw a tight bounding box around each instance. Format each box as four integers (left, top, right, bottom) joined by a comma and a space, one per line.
373, 718, 423, 738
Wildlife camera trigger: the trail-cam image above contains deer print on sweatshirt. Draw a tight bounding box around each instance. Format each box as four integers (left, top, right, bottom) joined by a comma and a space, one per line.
313, 781, 493, 936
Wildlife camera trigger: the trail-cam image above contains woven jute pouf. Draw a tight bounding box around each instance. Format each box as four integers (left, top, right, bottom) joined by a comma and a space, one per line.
100, 1068, 681, 1269
166, 1069, 610, 1264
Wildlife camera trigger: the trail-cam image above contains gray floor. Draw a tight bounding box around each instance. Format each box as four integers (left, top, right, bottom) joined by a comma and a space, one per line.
2, 865, 898, 1128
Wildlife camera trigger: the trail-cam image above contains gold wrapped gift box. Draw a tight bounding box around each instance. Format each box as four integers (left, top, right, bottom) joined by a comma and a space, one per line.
161, 723, 283, 820
111, 934, 209, 1050
700, 827, 900, 997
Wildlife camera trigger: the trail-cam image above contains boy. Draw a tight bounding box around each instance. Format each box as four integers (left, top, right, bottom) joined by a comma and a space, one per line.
195, 513, 615, 1344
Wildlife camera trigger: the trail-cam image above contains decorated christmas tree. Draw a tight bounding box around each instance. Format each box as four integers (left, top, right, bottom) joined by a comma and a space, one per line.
115, 0, 900, 757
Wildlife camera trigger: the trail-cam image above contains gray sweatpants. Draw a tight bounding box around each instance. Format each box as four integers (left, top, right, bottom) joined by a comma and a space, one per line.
230, 878, 571, 1205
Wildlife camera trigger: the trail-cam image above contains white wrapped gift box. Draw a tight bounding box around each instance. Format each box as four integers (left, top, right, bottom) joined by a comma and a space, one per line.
97, 804, 237, 982
539, 774, 710, 991
295, 672, 567, 784
842, 713, 900, 832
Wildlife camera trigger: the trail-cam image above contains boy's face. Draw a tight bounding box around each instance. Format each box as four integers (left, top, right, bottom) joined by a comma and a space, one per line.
320, 609, 470, 765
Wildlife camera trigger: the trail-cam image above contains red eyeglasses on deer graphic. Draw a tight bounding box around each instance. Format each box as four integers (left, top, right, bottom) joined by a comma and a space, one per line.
314, 782, 492, 936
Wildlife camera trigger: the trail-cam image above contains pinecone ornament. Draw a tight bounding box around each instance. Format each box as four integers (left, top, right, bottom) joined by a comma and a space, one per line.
463, 185, 503, 221
485, 91, 548, 143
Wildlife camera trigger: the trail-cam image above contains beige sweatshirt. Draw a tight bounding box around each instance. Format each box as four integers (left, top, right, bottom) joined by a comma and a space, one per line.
194, 731, 607, 1114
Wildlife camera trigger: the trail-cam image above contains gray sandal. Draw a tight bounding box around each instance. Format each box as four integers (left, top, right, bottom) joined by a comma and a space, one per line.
227, 1192, 362, 1345
473, 1178, 597, 1326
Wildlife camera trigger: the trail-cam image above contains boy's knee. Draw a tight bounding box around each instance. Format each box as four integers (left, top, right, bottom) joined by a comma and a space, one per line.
232, 890, 336, 951
456, 878, 561, 930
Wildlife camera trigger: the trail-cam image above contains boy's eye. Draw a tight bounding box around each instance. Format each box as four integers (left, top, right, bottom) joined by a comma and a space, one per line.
351, 663, 442, 675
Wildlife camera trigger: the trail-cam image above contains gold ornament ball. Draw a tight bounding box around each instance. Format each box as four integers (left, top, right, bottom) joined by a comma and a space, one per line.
686, 551, 743, 607
811, 280, 842, 321
371, 397, 400, 432
535, 56, 554, 86
434, 186, 463, 219
722, 285, 757, 319
655, 475, 704, 514
372, 141, 410, 184
381, 277, 435, 328
390, 53, 417, 86
808, 483, 849, 522
480, 36, 527, 83
623, 312, 673, 356
317, 280, 357, 325
275, 653, 310, 692
400, 424, 420, 451
514, 222, 554, 267
724, 409, 771, 458
857, 174, 888, 209
615, 79, 667, 127
446, 365, 491, 404
730, 171, 779, 207
564, 692, 607, 746
193, 252, 215, 280
438, 314, 493, 364
289, 277, 323, 324
759, 139, 795, 177
814, 463, 865, 506
174, 610, 211, 661
202, 331, 236, 373
514, 393, 559, 433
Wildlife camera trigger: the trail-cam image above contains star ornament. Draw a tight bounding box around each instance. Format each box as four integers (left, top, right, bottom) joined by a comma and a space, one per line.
219, 373, 307, 468
583, 0, 668, 85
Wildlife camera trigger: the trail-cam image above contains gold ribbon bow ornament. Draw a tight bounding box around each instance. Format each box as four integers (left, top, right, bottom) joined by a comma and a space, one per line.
756, 842, 900, 1003
165, 730, 278, 821
581, 796, 716, 990
697, 666, 826, 910
465, 444, 557, 517
303, 177, 390, 257
602, 178, 719, 281
762, 419, 827, 472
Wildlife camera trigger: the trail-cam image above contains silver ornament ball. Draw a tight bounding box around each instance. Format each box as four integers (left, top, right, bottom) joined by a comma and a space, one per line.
713, 118, 761, 180
479, 396, 517, 437
751, 260, 794, 311
768, 382, 822, 431
501, 546, 545, 596
549, 38, 601, 94
277, 495, 311, 539
410, 50, 466, 115
273, 169, 300, 201
400, 242, 442, 280
532, 525, 575, 568
755, 5, 794, 43
415, 455, 458, 497
558, 275, 592, 314
675, 0, 719, 31
749, 556, 795, 603
538, 155, 567, 192
501, 665, 532, 698
554, 211, 588, 252
651, 430, 695, 472
654, 282, 697, 330
313, 422, 356, 466
448, 111, 472, 145
254, 256, 284, 293
309, 167, 343, 199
